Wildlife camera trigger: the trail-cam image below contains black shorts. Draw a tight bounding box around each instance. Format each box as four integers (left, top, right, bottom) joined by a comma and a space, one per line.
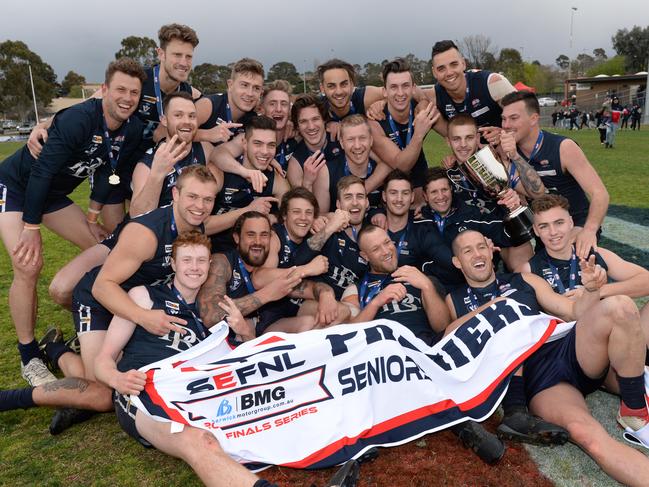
113, 390, 152, 448
72, 298, 112, 334
524, 325, 607, 400
0, 179, 73, 214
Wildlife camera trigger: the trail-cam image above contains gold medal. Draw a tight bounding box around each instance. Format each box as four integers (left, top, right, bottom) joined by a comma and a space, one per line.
109, 174, 121, 185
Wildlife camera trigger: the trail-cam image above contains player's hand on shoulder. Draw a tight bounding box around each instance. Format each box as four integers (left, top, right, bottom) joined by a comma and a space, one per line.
205, 122, 242, 144
326, 121, 340, 141
574, 227, 599, 260
440, 154, 457, 169
371, 212, 387, 230
366, 99, 387, 121
138, 308, 188, 336
247, 196, 277, 215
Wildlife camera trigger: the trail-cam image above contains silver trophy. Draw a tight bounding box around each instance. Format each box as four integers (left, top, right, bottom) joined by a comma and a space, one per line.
459, 146, 534, 245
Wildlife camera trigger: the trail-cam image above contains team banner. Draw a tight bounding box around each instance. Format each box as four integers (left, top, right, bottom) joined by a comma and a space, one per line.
131, 299, 574, 469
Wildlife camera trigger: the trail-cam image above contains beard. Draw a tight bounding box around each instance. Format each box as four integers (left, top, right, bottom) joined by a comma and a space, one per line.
240, 246, 268, 267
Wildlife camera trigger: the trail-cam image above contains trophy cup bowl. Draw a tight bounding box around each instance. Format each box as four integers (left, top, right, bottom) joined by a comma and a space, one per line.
459, 146, 534, 246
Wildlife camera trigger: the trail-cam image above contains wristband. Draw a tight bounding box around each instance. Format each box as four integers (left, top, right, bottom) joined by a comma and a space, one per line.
87, 212, 99, 224
23, 224, 40, 231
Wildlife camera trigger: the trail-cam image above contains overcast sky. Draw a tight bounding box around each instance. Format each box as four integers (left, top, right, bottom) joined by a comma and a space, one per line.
3, 0, 648, 82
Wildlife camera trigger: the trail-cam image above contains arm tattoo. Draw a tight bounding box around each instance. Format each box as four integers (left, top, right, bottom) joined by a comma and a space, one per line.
198, 255, 231, 325
42, 377, 89, 393
307, 230, 330, 251
290, 280, 308, 298
231, 293, 264, 317
312, 282, 332, 300
513, 158, 546, 198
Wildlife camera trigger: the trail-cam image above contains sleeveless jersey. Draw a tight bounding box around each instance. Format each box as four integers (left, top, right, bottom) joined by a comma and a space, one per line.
322, 86, 367, 122
450, 273, 540, 317
140, 141, 206, 208
272, 222, 311, 268
198, 93, 256, 143
529, 246, 608, 294
291, 135, 342, 168
117, 283, 208, 372
435, 70, 502, 128
376, 100, 428, 187
276, 138, 298, 172
137, 66, 193, 147
325, 154, 381, 212
357, 273, 432, 339
518, 131, 590, 227
446, 165, 504, 217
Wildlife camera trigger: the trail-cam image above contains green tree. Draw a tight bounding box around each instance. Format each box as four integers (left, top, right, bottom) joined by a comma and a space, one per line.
115, 36, 158, 67
555, 54, 570, 70
459, 35, 498, 70
190, 63, 230, 93
60, 70, 86, 96
523, 62, 559, 93
497, 48, 524, 82
363, 62, 383, 86
266, 62, 302, 88
612, 25, 649, 72
593, 48, 608, 61
574, 53, 595, 76
0, 40, 57, 120
585, 55, 627, 76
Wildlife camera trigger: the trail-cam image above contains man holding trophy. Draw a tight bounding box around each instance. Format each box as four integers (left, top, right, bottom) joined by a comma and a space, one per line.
500, 91, 609, 259
443, 114, 546, 271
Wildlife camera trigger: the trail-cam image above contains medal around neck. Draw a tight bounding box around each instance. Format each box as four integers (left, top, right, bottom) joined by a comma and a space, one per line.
460, 146, 534, 245
109, 174, 121, 186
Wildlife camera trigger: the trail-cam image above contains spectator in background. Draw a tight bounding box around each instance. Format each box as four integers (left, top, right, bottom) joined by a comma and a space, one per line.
631, 105, 642, 131
607, 101, 621, 149
596, 109, 607, 144
621, 105, 631, 129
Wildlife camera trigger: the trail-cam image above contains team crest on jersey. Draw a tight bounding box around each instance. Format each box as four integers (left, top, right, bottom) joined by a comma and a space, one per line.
472, 98, 481, 107
331, 147, 341, 156
538, 159, 550, 166
445, 104, 456, 116
92, 135, 103, 144
338, 238, 346, 248
230, 269, 242, 291
140, 104, 151, 115
165, 300, 180, 314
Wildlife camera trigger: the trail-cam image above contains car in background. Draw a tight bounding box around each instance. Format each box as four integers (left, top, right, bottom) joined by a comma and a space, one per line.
538, 97, 558, 107
17, 123, 35, 135
2, 120, 18, 130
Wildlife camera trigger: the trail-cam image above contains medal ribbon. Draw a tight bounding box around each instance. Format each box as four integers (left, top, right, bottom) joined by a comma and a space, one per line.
387, 107, 413, 150
547, 247, 578, 294
101, 114, 128, 179
170, 285, 207, 339
237, 257, 256, 294
358, 274, 389, 309
466, 278, 500, 311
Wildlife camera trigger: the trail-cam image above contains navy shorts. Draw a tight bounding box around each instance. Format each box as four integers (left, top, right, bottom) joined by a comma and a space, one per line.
524, 325, 607, 400
72, 298, 112, 334
0, 179, 73, 214
114, 390, 152, 448
256, 298, 301, 335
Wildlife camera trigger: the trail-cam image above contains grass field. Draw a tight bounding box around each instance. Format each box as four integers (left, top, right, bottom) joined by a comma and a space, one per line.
0, 128, 647, 486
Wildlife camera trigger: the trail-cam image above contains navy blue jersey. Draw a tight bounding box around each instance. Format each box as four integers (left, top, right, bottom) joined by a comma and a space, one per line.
376, 101, 429, 187
529, 246, 608, 294
222, 248, 256, 300
117, 283, 208, 372
199, 93, 256, 144
322, 86, 367, 122
211, 167, 276, 252
518, 131, 590, 227
450, 273, 540, 317
0, 98, 143, 223
272, 222, 312, 268
303, 230, 368, 299
446, 165, 505, 217
420, 198, 512, 248
137, 66, 193, 147
325, 154, 381, 213
73, 205, 203, 307
357, 272, 433, 340
390, 218, 464, 288
276, 138, 298, 172
291, 135, 342, 168
435, 71, 502, 128
140, 141, 206, 207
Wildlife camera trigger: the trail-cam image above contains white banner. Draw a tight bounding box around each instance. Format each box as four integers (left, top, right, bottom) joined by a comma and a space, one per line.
131, 299, 574, 469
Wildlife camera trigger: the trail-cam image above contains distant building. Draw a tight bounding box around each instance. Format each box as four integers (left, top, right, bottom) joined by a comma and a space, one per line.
45, 83, 101, 116
564, 73, 647, 110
